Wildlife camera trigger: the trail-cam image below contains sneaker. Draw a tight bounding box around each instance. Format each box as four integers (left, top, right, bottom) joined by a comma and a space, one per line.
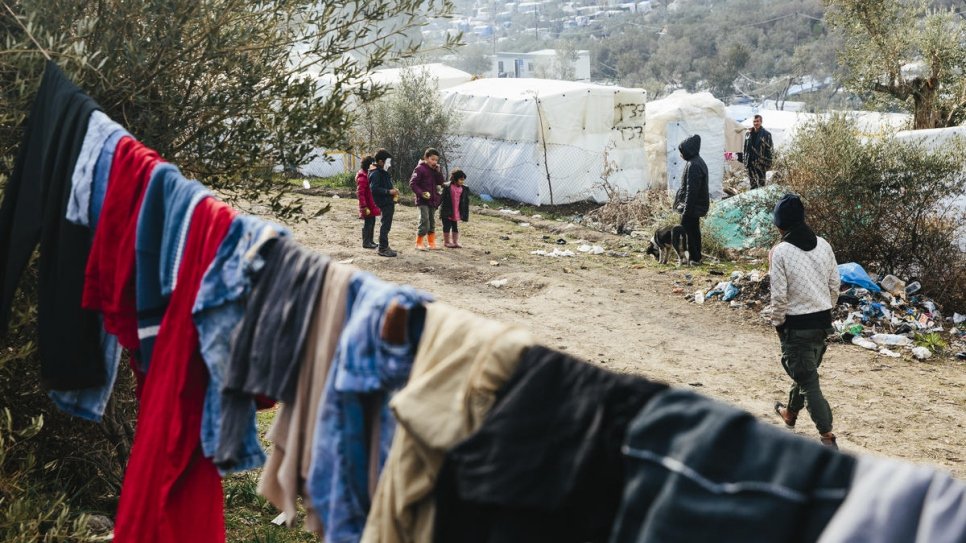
377, 247, 397, 257
820, 432, 838, 449
363, 241, 378, 249
773, 402, 798, 428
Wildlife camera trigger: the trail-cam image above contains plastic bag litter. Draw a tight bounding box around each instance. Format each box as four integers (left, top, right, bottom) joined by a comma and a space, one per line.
878, 348, 901, 358
870, 334, 913, 347
577, 244, 605, 255
499, 208, 521, 215
911, 346, 932, 360
530, 248, 575, 257
838, 262, 882, 292
852, 336, 878, 350
487, 279, 508, 288
694, 290, 705, 305
954, 313, 965, 324
722, 282, 740, 302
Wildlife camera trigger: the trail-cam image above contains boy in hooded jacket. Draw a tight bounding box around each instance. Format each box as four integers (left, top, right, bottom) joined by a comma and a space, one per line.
409, 148, 445, 250
672, 134, 709, 265
369, 149, 399, 257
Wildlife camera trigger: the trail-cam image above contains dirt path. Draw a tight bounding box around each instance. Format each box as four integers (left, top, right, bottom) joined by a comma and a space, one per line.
280, 193, 965, 477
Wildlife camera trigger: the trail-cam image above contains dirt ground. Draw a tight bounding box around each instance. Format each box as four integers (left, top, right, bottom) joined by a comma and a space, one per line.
274, 192, 965, 478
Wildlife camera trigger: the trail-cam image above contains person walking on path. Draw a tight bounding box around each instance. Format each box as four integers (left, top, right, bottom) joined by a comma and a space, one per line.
409, 148, 445, 251
742, 114, 773, 189
672, 134, 709, 265
369, 149, 399, 257
356, 155, 380, 249
440, 169, 470, 248
768, 194, 841, 449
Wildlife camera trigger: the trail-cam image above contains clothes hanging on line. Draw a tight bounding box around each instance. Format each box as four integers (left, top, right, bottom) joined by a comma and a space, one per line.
817, 454, 966, 543
214, 237, 328, 471
609, 388, 854, 543
112, 197, 235, 543
195, 214, 289, 475
362, 301, 534, 543
432, 345, 668, 543
0, 60, 104, 390
67, 110, 127, 227
135, 163, 212, 370
307, 273, 431, 543
259, 261, 356, 533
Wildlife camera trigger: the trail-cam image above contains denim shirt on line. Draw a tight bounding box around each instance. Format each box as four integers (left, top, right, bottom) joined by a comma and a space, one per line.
307, 273, 431, 543
192, 215, 289, 474
47, 127, 129, 421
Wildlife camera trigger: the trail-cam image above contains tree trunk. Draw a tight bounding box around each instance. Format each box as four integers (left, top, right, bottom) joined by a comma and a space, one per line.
912, 82, 940, 129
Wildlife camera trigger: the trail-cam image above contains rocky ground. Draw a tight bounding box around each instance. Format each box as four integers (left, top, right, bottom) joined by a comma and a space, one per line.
268, 192, 965, 477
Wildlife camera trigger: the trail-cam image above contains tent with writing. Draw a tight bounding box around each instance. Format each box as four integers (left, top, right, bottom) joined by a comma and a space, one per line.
440, 78, 648, 205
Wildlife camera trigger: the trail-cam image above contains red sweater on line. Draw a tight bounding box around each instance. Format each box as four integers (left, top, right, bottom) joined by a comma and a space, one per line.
113, 197, 236, 543
82, 137, 162, 351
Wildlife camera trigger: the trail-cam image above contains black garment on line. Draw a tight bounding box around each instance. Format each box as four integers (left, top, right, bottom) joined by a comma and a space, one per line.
0, 61, 104, 390
609, 388, 855, 543
215, 237, 328, 469
433, 345, 668, 543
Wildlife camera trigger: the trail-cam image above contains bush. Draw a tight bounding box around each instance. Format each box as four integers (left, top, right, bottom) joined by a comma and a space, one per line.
780, 115, 966, 309
355, 65, 460, 190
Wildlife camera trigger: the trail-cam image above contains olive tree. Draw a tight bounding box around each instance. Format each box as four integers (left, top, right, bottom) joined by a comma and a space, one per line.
1, 0, 460, 218
824, 0, 966, 128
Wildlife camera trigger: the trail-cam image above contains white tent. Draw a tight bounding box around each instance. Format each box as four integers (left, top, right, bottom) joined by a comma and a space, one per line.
736, 109, 912, 152
643, 91, 726, 199
441, 78, 647, 205
894, 126, 966, 250
367, 63, 474, 91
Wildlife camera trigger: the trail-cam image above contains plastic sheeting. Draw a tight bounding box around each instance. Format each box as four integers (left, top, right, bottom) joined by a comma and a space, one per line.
441, 78, 647, 205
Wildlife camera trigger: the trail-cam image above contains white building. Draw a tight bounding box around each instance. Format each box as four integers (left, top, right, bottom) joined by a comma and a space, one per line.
493, 49, 591, 81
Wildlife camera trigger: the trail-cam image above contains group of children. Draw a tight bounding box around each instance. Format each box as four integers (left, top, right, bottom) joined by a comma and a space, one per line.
355, 147, 470, 258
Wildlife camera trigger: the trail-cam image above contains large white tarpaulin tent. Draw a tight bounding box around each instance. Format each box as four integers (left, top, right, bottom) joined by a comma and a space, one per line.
441, 78, 647, 205
894, 126, 966, 250
643, 91, 727, 199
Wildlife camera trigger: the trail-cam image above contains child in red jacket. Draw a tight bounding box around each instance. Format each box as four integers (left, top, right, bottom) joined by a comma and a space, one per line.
356, 155, 380, 249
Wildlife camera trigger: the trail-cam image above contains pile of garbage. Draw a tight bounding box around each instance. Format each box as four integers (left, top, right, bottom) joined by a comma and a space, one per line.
684, 261, 966, 360
830, 263, 965, 360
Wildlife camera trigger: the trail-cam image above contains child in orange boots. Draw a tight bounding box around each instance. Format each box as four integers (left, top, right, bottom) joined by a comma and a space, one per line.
409, 148, 445, 250
440, 169, 470, 248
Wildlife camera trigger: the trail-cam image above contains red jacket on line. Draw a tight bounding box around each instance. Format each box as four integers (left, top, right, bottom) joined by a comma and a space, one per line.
356, 168, 380, 219
113, 197, 236, 543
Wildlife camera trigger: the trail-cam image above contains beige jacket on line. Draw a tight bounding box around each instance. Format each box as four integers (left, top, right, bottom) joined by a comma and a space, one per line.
360, 302, 535, 543
258, 262, 355, 533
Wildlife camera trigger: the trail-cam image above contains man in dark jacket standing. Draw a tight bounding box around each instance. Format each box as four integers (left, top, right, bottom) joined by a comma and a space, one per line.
673, 134, 709, 265
369, 149, 399, 257
742, 114, 773, 189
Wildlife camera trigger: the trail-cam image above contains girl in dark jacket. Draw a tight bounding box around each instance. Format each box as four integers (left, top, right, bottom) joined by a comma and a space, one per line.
356, 155, 380, 249
440, 169, 470, 248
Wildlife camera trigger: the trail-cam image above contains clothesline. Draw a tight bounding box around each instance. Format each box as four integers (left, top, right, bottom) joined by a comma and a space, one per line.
0, 61, 963, 543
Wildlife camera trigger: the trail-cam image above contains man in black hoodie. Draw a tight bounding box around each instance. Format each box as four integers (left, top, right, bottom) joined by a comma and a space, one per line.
768, 194, 841, 449
673, 134, 709, 265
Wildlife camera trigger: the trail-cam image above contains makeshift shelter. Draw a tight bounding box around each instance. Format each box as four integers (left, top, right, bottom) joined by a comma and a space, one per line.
894, 126, 966, 250
643, 91, 727, 199
441, 78, 647, 205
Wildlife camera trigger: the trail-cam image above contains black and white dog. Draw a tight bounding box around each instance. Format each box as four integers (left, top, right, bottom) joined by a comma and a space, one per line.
645, 225, 690, 265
